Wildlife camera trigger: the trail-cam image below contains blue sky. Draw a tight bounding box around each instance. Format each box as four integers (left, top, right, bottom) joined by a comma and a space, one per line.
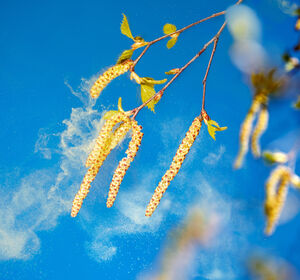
1, 0, 300, 279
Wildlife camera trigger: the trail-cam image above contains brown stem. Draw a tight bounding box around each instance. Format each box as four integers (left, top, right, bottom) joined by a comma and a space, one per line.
131, 22, 226, 119
130, 0, 243, 118
131, 0, 243, 71
130, 11, 226, 71
201, 22, 226, 111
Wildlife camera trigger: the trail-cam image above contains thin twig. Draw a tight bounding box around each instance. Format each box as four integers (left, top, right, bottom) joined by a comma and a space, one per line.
130, 0, 243, 118
131, 24, 225, 119
201, 21, 227, 110
130, 11, 226, 70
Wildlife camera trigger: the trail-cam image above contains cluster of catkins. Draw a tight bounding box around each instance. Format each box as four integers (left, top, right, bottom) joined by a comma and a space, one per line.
264, 164, 300, 235
71, 111, 143, 217
234, 92, 269, 169
70, 52, 208, 217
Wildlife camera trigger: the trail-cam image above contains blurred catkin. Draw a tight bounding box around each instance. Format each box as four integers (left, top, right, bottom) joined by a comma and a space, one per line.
90, 60, 133, 98
234, 96, 262, 169
106, 120, 143, 207
264, 165, 291, 235
251, 106, 269, 158
145, 117, 202, 217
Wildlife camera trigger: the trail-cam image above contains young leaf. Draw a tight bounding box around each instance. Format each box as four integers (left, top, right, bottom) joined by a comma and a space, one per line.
116, 49, 134, 64
118, 97, 125, 112
121, 14, 134, 40
163, 23, 177, 34
167, 37, 178, 49
165, 68, 180, 75
103, 110, 119, 120
205, 119, 227, 140
141, 77, 167, 85
141, 83, 157, 112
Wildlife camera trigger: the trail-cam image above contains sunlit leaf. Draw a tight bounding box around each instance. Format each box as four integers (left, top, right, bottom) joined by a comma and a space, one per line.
103, 110, 119, 120
205, 119, 227, 140
163, 23, 177, 34
141, 83, 157, 112
121, 14, 134, 40
116, 49, 134, 64
167, 37, 178, 49
141, 77, 167, 85
118, 97, 125, 112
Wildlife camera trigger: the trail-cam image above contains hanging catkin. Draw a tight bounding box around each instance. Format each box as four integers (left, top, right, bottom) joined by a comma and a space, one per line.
86, 112, 129, 167
264, 165, 291, 235
234, 97, 261, 169
106, 120, 143, 207
251, 106, 269, 157
145, 117, 202, 217
71, 112, 131, 217
90, 60, 133, 98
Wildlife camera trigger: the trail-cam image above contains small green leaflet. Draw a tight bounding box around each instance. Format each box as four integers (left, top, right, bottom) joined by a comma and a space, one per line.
141, 77, 167, 85
205, 119, 227, 140
121, 14, 134, 40
140, 78, 167, 112
141, 83, 157, 112
118, 97, 125, 112
103, 110, 119, 120
103, 98, 125, 120
167, 37, 178, 49
163, 23, 177, 34
163, 23, 178, 49
116, 49, 134, 64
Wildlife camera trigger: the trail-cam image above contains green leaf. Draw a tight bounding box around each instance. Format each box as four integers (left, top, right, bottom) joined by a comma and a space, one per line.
141, 77, 167, 85
118, 97, 125, 112
205, 119, 227, 140
163, 23, 177, 34
103, 110, 119, 120
121, 14, 134, 40
116, 49, 134, 64
167, 37, 178, 49
141, 83, 157, 112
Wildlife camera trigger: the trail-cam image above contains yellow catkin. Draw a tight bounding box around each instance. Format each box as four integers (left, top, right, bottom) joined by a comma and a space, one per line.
234, 97, 261, 169
109, 121, 132, 150
251, 106, 269, 158
86, 112, 129, 168
264, 165, 291, 235
71, 113, 131, 217
106, 121, 143, 208
145, 117, 202, 217
90, 60, 133, 98
71, 164, 101, 217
